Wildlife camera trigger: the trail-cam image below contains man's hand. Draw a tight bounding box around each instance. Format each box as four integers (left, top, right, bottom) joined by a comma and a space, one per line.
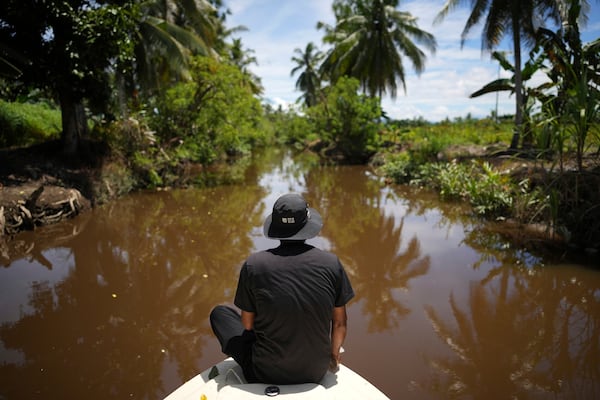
329, 352, 341, 372
241, 310, 255, 330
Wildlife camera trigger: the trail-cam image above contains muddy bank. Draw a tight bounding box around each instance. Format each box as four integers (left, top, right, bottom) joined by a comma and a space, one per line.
1, 140, 104, 238
1, 183, 90, 235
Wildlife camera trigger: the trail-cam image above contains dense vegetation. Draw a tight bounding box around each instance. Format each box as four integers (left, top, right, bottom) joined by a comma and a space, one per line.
1, 0, 598, 250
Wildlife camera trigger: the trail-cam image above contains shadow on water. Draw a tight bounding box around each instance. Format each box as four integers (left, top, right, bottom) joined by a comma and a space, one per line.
1, 148, 599, 400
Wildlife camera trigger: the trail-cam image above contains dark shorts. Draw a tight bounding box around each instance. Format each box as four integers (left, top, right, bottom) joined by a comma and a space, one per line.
209, 305, 258, 382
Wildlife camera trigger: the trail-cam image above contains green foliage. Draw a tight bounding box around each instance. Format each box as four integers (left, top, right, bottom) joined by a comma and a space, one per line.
0, 0, 138, 153
511, 179, 551, 225
463, 162, 514, 215
423, 161, 514, 216
133, 152, 164, 188
435, 0, 563, 148
0, 0, 137, 104
149, 56, 265, 164
262, 106, 317, 146
96, 116, 155, 157
126, 0, 224, 98
307, 77, 382, 163
531, 14, 600, 172
224, 38, 263, 95
410, 133, 450, 164
93, 116, 166, 189
377, 117, 513, 184
0, 100, 61, 148
95, 110, 257, 190
383, 117, 513, 153
92, 160, 138, 204
379, 152, 417, 184
384, 159, 519, 217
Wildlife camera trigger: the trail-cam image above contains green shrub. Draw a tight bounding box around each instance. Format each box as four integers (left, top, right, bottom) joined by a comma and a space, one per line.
399, 160, 516, 217
464, 161, 513, 215
149, 56, 265, 164
430, 162, 471, 199
265, 109, 316, 146
379, 152, 417, 184
307, 77, 382, 163
429, 161, 514, 216
409, 132, 450, 164
387, 118, 513, 151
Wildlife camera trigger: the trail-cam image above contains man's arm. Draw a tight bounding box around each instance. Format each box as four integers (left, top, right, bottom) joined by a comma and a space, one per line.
241, 310, 255, 331
330, 305, 348, 371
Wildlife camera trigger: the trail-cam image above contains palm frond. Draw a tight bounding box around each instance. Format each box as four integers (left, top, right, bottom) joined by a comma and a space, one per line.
139, 19, 191, 82
433, 0, 462, 25
160, 18, 212, 56
470, 79, 514, 98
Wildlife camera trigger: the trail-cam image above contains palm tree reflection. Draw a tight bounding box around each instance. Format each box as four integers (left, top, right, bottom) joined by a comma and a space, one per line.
424, 242, 600, 399
306, 165, 430, 332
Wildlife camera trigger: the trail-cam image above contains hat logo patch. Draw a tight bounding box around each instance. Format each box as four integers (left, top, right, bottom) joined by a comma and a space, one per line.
264, 194, 322, 240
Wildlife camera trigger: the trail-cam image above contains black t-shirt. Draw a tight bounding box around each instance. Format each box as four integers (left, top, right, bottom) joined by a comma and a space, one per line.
234, 242, 355, 384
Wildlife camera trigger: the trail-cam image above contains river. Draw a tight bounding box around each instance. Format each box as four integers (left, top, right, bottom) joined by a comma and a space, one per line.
1, 149, 599, 399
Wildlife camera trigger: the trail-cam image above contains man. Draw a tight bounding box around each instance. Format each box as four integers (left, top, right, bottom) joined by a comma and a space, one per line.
210, 193, 355, 384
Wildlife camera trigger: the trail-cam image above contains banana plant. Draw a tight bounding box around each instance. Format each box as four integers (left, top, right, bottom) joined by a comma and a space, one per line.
535, 24, 600, 171
470, 50, 551, 147
470, 51, 550, 101
532, 0, 600, 171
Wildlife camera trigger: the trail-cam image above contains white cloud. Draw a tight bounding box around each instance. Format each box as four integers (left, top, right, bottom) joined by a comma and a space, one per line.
224, 0, 600, 122
225, 0, 251, 16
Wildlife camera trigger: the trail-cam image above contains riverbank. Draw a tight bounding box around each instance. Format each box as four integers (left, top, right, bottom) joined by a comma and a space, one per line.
0, 140, 111, 238
0, 138, 246, 239
374, 142, 600, 256
1, 140, 599, 259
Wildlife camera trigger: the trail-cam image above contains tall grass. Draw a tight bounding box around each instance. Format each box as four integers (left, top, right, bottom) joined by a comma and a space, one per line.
0, 100, 62, 148
388, 117, 513, 146
379, 118, 514, 185
379, 118, 551, 221
379, 117, 600, 249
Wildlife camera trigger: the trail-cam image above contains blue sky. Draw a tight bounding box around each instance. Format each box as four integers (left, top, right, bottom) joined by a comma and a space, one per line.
226, 0, 600, 122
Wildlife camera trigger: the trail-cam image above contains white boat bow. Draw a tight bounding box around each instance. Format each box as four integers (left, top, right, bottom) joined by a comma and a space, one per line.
163, 358, 390, 399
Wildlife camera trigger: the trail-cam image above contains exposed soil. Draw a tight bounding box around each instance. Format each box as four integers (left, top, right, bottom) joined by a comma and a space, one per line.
0, 140, 109, 236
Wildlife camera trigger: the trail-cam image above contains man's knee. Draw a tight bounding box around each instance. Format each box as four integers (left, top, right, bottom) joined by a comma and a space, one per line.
210, 305, 231, 334
210, 305, 241, 333
210, 305, 229, 324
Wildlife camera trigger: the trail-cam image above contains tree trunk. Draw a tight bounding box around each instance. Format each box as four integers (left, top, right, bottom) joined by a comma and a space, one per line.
509, 19, 523, 150
59, 88, 88, 156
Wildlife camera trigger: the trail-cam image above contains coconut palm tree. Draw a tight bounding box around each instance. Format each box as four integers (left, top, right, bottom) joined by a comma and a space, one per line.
434, 0, 563, 149
290, 42, 324, 107
129, 0, 222, 97
226, 37, 263, 94
318, 0, 437, 99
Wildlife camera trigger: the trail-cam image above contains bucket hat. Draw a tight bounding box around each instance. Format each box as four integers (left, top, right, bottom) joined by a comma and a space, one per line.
263, 193, 323, 240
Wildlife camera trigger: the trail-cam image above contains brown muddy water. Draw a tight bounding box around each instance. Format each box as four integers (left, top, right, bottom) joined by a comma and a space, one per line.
1, 149, 599, 400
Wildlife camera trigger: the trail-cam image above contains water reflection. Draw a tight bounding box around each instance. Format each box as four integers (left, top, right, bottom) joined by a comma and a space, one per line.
424, 256, 600, 399
306, 166, 430, 332
384, 185, 600, 399
1, 150, 599, 400
0, 183, 265, 399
